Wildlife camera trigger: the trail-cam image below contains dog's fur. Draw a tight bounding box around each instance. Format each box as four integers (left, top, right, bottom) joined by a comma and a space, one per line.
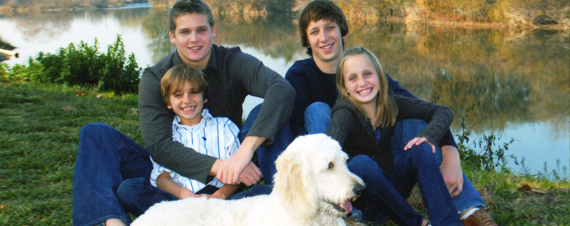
131, 134, 365, 226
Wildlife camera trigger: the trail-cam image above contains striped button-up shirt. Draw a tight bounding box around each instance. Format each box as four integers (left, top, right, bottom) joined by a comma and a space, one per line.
150, 109, 240, 192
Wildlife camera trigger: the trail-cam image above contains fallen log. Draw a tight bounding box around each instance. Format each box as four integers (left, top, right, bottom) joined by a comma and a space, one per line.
0, 48, 19, 58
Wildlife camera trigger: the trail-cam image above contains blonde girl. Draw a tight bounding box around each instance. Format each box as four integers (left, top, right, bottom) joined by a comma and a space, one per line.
327, 46, 462, 226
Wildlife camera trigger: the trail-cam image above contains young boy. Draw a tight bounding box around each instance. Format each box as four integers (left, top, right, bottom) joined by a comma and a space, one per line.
285, 1, 496, 225
151, 64, 240, 200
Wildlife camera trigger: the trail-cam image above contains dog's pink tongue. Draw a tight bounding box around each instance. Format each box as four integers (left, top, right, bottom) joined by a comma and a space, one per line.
343, 200, 353, 213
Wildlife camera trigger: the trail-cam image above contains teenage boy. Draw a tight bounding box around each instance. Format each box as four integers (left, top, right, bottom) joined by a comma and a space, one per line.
72, 0, 294, 225
284, 1, 496, 225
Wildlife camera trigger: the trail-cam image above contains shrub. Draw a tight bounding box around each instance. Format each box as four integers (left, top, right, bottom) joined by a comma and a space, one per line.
35, 35, 141, 94
97, 36, 141, 94
5, 57, 44, 82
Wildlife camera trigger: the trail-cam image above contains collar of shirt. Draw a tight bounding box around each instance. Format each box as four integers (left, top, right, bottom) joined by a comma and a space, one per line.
173, 108, 213, 131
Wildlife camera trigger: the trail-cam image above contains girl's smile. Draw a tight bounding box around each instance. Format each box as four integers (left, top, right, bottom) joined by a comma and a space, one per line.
342, 54, 380, 108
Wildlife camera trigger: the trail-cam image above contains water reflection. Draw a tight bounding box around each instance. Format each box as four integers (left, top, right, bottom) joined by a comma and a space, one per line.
141, 8, 172, 63
347, 24, 570, 135
11, 13, 72, 42
214, 12, 299, 63
1, 6, 568, 177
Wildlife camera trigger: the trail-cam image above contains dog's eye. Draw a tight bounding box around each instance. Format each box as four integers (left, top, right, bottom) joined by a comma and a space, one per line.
328, 162, 334, 169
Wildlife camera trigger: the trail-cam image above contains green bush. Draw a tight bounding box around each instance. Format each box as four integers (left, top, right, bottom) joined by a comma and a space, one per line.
98, 37, 141, 94
34, 35, 141, 94
4, 57, 44, 82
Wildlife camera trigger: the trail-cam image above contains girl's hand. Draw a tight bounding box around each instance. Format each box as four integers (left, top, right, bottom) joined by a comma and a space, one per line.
404, 137, 435, 153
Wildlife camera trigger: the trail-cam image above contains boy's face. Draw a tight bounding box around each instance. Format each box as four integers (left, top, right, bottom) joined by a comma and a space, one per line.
306, 19, 344, 67
167, 81, 207, 126
170, 13, 216, 70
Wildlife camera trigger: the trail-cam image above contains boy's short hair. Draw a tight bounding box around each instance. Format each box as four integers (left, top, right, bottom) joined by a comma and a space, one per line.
298, 0, 348, 56
169, 0, 215, 33
160, 64, 209, 106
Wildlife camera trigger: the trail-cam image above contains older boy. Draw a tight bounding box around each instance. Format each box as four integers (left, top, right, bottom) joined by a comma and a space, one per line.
285, 1, 496, 225
72, 0, 294, 225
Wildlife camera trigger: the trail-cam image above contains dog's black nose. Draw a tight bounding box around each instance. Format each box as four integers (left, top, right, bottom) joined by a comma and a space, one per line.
353, 182, 366, 195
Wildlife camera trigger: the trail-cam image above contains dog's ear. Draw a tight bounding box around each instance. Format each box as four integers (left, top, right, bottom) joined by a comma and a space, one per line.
274, 147, 318, 219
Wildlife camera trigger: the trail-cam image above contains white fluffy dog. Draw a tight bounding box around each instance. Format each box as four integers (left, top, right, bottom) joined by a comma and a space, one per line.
132, 134, 365, 226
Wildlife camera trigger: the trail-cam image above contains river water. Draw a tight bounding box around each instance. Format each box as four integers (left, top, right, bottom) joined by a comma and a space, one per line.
1, 3, 568, 179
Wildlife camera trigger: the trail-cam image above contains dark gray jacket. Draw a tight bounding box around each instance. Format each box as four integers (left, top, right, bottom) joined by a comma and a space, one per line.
327, 94, 453, 171
139, 45, 295, 183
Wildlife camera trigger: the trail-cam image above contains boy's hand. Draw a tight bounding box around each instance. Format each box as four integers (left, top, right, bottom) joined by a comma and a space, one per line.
217, 148, 262, 185
238, 162, 262, 186
216, 136, 264, 185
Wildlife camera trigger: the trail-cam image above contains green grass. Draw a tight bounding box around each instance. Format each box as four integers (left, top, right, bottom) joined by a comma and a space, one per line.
0, 82, 141, 225
0, 81, 568, 225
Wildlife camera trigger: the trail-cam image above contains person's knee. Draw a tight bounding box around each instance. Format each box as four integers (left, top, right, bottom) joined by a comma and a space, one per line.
304, 102, 332, 134
116, 178, 144, 206
307, 101, 330, 111
305, 102, 332, 117
348, 155, 376, 176
80, 122, 111, 138
408, 144, 437, 164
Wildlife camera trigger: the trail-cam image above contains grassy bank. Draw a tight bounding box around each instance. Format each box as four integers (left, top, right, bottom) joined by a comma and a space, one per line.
0, 80, 568, 225
0, 82, 141, 224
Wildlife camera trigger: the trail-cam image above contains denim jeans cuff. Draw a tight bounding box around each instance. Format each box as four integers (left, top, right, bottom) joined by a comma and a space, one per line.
457, 204, 486, 214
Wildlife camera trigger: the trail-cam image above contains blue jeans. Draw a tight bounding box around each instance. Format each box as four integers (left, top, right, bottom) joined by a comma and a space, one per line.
400, 120, 485, 213
304, 102, 331, 135
73, 123, 151, 226
73, 103, 291, 225
348, 119, 462, 226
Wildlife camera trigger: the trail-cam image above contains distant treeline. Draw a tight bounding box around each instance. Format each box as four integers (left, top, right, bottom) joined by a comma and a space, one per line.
318, 0, 570, 29
1, 0, 568, 28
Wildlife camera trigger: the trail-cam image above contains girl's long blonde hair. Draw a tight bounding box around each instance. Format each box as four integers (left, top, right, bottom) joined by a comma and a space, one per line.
336, 46, 398, 128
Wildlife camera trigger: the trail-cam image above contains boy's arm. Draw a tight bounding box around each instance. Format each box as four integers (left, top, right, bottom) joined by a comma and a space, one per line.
208, 184, 242, 200
386, 72, 415, 98
230, 52, 295, 145
440, 146, 463, 197
217, 51, 295, 185
156, 172, 199, 199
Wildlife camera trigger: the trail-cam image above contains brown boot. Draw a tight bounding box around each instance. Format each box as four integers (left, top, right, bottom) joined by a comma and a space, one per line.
462, 209, 497, 226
